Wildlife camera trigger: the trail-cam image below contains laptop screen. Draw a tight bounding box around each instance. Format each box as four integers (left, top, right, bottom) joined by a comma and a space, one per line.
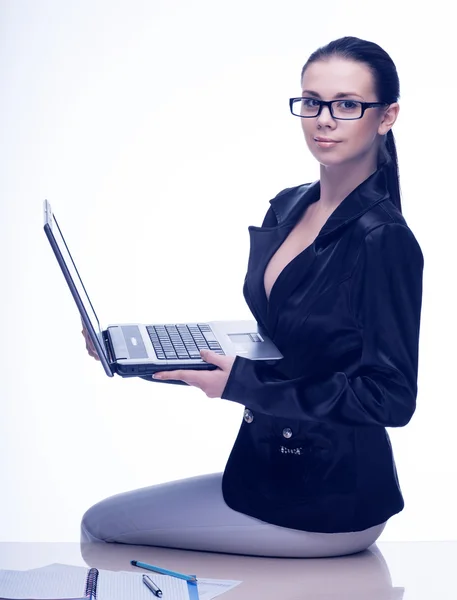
43, 201, 112, 374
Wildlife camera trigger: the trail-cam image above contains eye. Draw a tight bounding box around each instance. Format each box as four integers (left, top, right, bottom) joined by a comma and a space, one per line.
337, 100, 359, 110
302, 98, 320, 107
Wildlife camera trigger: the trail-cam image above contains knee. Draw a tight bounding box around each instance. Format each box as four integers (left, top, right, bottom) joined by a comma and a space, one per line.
341, 520, 388, 557
80, 491, 139, 544
80, 503, 106, 543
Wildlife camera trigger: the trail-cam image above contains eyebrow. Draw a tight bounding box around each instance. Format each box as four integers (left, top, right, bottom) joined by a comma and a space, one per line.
301, 90, 363, 99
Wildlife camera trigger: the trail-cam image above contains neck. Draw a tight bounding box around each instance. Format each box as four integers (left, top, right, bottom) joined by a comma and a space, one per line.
317, 156, 379, 212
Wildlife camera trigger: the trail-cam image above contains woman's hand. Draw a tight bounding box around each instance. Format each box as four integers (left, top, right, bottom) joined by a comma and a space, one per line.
153, 349, 236, 398
81, 317, 100, 361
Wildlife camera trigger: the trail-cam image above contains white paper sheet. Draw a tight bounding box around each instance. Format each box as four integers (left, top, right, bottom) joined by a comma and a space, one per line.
0, 564, 189, 600
195, 578, 242, 600
45, 565, 242, 600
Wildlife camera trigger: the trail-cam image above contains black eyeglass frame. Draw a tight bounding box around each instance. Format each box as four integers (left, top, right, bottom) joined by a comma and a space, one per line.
289, 97, 389, 120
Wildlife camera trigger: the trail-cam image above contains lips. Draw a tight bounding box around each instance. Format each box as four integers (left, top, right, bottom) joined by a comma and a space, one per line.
314, 137, 340, 142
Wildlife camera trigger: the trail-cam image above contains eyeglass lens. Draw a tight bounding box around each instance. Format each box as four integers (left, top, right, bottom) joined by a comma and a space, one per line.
293, 98, 363, 119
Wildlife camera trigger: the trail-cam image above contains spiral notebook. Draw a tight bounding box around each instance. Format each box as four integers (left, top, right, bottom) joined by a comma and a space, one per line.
0, 563, 197, 600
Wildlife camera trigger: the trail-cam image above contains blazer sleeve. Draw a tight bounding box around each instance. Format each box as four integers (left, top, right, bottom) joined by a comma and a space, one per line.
221, 222, 424, 428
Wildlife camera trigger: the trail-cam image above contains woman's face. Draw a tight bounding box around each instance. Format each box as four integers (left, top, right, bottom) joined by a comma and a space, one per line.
300, 57, 398, 167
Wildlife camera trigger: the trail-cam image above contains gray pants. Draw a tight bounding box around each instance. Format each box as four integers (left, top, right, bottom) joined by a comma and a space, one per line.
80, 472, 387, 558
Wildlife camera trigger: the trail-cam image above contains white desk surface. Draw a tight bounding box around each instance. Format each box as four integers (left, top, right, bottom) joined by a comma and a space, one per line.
0, 541, 456, 599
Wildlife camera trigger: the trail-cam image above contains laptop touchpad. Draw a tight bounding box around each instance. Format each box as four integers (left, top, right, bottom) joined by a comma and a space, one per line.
228, 333, 263, 344
108, 325, 149, 360
123, 325, 148, 358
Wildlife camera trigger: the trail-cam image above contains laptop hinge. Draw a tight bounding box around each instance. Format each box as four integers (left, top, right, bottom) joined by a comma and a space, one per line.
103, 329, 115, 364
106, 326, 129, 360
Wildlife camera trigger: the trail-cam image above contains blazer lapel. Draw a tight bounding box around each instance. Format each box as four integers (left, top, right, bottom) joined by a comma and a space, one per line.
245, 182, 320, 336
244, 166, 391, 339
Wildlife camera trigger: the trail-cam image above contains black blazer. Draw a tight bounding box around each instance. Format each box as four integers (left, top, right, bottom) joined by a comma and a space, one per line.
220, 165, 424, 533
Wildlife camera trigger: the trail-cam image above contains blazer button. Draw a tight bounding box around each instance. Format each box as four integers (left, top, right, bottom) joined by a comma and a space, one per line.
282, 427, 293, 439
243, 409, 254, 423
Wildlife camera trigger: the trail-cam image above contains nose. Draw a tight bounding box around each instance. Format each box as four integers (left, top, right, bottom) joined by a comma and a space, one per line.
316, 103, 335, 125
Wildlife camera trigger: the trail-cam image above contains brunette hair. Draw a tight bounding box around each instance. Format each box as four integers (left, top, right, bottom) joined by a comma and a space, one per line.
301, 36, 402, 212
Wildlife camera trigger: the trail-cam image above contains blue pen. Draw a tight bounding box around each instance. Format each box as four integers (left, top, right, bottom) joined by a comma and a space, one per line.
131, 559, 197, 583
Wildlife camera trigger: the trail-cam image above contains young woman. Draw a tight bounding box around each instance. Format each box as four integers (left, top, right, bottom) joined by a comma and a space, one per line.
81, 36, 424, 558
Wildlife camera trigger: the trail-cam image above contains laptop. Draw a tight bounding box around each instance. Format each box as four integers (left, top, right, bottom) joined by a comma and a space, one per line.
43, 200, 283, 381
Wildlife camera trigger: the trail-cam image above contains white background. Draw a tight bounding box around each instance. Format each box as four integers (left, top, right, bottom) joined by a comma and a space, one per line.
1, 0, 455, 542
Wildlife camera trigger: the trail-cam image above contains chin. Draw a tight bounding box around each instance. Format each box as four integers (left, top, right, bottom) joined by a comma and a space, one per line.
311, 153, 346, 167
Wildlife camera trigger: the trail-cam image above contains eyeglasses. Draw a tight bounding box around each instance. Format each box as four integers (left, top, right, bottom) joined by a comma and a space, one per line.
289, 97, 389, 120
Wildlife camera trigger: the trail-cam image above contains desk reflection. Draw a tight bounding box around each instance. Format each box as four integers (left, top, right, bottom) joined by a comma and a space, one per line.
81, 540, 404, 599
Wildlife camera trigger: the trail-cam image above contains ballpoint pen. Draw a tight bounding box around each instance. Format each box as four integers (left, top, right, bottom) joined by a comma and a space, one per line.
131, 559, 197, 583
143, 574, 163, 598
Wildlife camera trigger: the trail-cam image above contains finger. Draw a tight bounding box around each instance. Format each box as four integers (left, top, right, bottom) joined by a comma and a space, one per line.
86, 345, 99, 360
83, 335, 93, 351
82, 329, 97, 353
82, 329, 92, 348
83, 336, 99, 360
153, 370, 198, 386
200, 349, 228, 368
153, 370, 187, 381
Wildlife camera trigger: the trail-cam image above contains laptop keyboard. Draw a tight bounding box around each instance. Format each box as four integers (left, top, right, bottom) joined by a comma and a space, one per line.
146, 323, 225, 360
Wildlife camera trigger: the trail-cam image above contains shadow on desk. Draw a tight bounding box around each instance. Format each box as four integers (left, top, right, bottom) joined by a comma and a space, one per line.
81, 541, 404, 600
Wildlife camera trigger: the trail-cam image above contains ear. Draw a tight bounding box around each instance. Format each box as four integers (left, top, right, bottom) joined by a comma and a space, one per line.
378, 102, 400, 136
